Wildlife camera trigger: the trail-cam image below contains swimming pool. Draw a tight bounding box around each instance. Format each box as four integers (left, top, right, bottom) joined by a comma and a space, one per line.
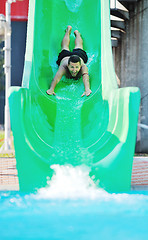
0, 165, 148, 240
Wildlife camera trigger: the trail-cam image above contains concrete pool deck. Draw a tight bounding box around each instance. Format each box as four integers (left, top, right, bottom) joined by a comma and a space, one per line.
131, 157, 148, 191
0, 155, 19, 191
0, 155, 148, 191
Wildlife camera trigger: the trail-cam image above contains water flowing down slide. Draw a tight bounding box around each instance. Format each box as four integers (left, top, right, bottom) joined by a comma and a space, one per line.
9, 0, 140, 192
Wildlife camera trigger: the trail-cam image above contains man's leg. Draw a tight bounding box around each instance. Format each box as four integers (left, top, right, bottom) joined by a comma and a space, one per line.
74, 30, 83, 49
61, 25, 72, 50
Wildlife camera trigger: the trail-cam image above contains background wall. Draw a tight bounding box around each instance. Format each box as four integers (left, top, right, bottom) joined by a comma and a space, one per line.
0, 0, 29, 124
114, 0, 148, 153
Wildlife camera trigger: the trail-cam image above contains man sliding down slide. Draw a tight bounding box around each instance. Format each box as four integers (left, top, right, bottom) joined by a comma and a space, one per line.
46, 26, 92, 97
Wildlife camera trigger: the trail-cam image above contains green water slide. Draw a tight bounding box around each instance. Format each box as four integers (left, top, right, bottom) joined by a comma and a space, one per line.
9, 0, 140, 192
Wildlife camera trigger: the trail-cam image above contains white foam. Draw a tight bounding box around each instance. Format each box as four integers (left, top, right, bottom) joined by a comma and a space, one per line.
3, 164, 148, 211
32, 164, 148, 205
35, 164, 98, 200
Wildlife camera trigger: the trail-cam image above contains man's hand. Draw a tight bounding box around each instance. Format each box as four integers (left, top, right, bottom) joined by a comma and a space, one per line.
81, 89, 92, 97
46, 89, 56, 96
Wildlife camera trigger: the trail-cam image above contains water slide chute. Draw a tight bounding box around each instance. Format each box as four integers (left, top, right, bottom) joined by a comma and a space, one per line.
9, 0, 140, 192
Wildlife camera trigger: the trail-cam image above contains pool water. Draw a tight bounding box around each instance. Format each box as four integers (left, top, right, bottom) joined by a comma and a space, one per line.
0, 165, 148, 240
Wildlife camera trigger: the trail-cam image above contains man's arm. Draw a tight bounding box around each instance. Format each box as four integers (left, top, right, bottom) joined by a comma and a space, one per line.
81, 65, 92, 97
46, 66, 66, 95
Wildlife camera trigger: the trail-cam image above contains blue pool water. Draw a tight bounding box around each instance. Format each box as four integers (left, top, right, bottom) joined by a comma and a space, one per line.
0, 165, 148, 240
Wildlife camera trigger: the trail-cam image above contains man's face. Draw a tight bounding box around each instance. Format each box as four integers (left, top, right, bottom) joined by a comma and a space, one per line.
68, 61, 81, 77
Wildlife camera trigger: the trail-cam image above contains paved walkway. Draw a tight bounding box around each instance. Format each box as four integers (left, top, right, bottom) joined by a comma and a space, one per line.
131, 157, 148, 190
0, 156, 148, 191
0, 157, 19, 191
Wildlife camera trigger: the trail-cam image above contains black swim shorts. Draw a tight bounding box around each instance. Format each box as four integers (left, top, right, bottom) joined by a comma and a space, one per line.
56, 48, 88, 66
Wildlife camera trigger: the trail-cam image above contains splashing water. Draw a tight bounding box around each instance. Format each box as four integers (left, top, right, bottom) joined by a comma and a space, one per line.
65, 0, 83, 12
35, 164, 99, 200
1, 164, 148, 239
33, 164, 148, 204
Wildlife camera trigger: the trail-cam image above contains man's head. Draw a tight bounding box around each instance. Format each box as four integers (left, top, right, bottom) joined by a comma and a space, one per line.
68, 55, 81, 77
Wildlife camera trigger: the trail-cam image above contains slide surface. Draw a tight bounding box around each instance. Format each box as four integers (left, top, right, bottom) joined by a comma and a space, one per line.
9, 0, 140, 192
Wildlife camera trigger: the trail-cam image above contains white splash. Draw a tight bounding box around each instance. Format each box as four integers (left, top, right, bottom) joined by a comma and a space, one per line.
35, 164, 99, 200
3, 164, 148, 212
33, 164, 148, 205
